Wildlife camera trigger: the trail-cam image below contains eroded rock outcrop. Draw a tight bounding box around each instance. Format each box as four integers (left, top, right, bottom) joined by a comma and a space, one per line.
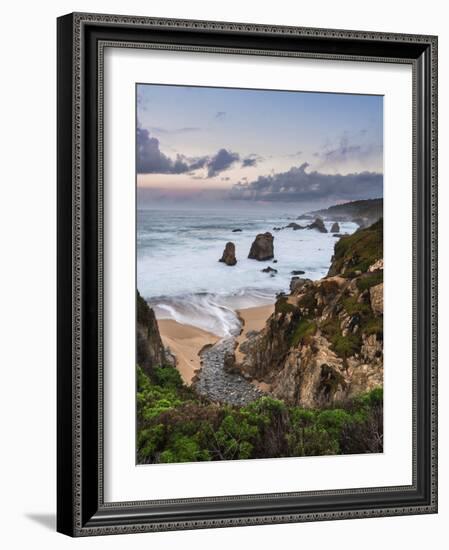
369, 283, 383, 316
234, 220, 384, 408
248, 232, 274, 261
219, 242, 237, 266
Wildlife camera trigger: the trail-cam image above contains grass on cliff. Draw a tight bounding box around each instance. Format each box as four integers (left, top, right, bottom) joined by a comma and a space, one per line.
289, 319, 317, 347
137, 365, 383, 464
332, 218, 383, 276
356, 271, 383, 292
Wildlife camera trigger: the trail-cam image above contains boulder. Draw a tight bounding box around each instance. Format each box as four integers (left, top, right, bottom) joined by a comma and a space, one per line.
291, 270, 305, 275
232, 228, 242, 232
219, 242, 237, 266
261, 266, 278, 274
368, 258, 384, 272
248, 232, 274, 261
330, 222, 340, 233
223, 350, 237, 373
369, 283, 383, 316
307, 217, 328, 233
290, 277, 310, 292
286, 222, 304, 230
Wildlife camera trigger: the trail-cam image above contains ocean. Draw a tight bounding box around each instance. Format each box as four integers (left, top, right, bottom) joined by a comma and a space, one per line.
137, 208, 357, 337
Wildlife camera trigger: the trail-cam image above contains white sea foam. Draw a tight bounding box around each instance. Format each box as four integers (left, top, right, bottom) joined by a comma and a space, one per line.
138, 208, 357, 336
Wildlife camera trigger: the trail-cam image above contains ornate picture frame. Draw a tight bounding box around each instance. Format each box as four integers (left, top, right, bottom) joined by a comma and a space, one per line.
57, 12, 437, 536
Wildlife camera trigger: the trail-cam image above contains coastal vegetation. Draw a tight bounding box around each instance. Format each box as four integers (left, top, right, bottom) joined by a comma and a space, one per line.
137, 364, 383, 464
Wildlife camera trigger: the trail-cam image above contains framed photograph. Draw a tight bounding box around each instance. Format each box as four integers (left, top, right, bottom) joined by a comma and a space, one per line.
57, 12, 438, 536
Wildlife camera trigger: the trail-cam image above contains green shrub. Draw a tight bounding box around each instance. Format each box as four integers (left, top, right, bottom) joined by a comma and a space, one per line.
342, 296, 370, 316
275, 295, 297, 315
332, 333, 361, 358
136, 365, 383, 463
332, 219, 383, 276
363, 317, 383, 337
356, 271, 383, 292
153, 365, 183, 388
290, 319, 317, 347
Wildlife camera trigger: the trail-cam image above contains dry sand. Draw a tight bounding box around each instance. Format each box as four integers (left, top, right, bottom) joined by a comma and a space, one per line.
157, 303, 275, 388
237, 304, 275, 342
158, 320, 218, 385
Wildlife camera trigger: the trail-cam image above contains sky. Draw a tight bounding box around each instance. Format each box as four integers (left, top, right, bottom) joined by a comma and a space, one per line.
137, 83, 383, 211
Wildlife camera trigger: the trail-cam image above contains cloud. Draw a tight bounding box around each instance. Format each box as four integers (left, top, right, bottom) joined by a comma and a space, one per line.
241, 153, 263, 168
206, 148, 240, 177
137, 128, 186, 173
215, 111, 226, 119
230, 162, 383, 202
137, 128, 239, 178
188, 156, 209, 171
242, 157, 257, 167
315, 134, 380, 166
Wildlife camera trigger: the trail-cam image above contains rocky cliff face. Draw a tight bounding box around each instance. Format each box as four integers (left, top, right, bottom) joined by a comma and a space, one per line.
235, 221, 384, 408
137, 290, 166, 375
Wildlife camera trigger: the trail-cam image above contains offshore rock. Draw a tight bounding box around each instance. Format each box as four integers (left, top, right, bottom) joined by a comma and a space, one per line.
330, 222, 340, 233
248, 232, 274, 261
307, 217, 328, 233
219, 242, 237, 266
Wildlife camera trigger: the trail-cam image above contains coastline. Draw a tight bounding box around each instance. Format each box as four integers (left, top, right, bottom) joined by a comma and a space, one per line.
157, 303, 275, 386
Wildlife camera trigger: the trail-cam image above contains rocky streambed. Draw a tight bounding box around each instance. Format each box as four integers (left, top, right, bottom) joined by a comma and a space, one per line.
194, 337, 265, 406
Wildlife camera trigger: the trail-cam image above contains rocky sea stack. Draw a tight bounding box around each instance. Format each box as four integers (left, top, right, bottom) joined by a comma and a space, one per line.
219, 241, 237, 266
308, 217, 328, 233
248, 232, 274, 261
330, 222, 340, 233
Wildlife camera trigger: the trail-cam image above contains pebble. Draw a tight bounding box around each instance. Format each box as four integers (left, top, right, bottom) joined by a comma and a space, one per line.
194, 337, 264, 406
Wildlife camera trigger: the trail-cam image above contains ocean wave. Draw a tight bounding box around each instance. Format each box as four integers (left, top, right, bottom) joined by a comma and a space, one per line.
149, 290, 276, 337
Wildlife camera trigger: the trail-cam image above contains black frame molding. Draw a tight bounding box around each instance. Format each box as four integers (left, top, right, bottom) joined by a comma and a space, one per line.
57, 12, 438, 537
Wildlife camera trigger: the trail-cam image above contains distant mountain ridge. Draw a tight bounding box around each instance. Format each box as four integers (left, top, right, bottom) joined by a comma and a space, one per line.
300, 198, 383, 228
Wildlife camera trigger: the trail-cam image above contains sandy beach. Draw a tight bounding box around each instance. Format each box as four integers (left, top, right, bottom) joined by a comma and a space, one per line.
158, 320, 218, 385
236, 304, 275, 343
157, 303, 275, 386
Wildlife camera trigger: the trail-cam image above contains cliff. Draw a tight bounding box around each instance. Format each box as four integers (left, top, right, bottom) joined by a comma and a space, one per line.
235, 220, 384, 408
136, 290, 166, 375
303, 198, 383, 228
